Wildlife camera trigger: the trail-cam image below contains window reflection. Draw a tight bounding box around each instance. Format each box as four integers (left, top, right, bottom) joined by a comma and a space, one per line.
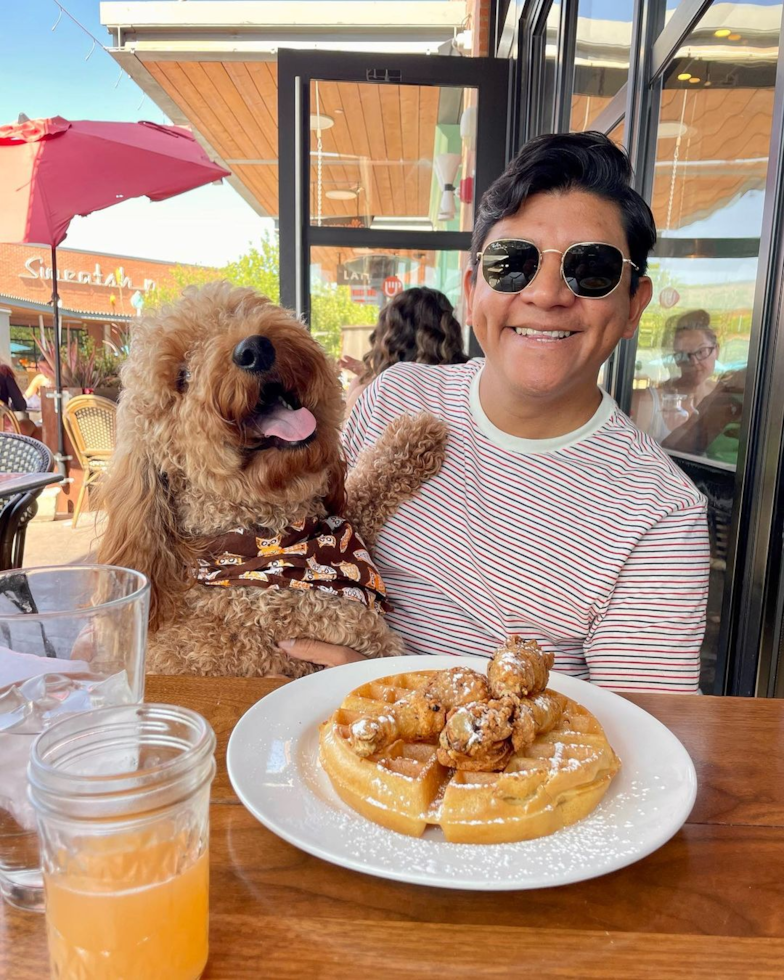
571, 0, 634, 132
629, 0, 782, 691
309, 247, 470, 360
633, 1, 781, 466
540, 3, 561, 132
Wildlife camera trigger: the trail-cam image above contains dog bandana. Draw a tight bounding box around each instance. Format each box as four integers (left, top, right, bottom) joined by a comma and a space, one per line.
196, 516, 391, 612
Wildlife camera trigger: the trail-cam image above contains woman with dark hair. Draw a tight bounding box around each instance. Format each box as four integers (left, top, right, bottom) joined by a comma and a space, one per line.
0, 361, 27, 413
633, 309, 719, 443
340, 286, 468, 415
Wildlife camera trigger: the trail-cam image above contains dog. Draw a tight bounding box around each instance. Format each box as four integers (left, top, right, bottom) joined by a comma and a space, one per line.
97, 281, 447, 678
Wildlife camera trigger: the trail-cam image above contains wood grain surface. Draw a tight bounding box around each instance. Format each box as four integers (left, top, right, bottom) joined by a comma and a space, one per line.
2, 676, 784, 979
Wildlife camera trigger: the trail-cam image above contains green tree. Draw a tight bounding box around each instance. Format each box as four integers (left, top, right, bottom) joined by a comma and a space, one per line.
146, 233, 370, 356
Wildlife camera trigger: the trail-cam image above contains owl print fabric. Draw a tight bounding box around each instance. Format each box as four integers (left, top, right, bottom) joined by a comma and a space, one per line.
196, 516, 391, 612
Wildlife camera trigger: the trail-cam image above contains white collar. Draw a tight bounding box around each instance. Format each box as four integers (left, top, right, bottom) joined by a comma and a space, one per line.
468, 363, 616, 454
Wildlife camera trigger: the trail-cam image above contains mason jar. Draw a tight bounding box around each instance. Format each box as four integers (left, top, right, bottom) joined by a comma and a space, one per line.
28, 703, 216, 980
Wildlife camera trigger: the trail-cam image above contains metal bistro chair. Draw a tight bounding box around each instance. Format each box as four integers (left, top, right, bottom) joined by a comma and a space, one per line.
0, 403, 22, 433
0, 433, 54, 570
62, 394, 117, 529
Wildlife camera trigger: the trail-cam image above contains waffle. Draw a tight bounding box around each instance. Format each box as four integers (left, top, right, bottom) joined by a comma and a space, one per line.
319, 667, 621, 844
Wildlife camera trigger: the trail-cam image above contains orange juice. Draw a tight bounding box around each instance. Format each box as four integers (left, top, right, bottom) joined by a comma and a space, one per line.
44, 835, 209, 980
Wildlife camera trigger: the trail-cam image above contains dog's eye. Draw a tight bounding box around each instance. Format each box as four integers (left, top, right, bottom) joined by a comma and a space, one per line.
176, 367, 192, 392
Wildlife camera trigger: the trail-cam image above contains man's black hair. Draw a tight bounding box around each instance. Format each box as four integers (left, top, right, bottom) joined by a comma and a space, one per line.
471, 131, 657, 294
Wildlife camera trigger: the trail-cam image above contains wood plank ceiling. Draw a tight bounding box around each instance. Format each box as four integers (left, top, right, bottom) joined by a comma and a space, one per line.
146, 61, 442, 223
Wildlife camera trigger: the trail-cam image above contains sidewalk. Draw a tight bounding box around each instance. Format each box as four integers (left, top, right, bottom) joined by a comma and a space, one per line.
23, 512, 106, 567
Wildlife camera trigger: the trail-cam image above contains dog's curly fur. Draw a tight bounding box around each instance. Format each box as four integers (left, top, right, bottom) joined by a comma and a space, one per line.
97, 281, 448, 678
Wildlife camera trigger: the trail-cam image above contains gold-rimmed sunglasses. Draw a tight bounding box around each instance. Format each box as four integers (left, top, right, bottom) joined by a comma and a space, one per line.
477, 239, 639, 299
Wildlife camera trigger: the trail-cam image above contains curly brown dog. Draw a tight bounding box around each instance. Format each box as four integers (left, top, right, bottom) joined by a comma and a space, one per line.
97, 281, 447, 678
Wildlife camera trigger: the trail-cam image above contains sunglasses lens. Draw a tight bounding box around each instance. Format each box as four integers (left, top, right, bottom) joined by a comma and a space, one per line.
482, 241, 540, 292
562, 243, 624, 298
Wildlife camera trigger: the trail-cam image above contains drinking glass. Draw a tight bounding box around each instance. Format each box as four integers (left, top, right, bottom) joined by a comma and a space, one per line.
29, 703, 216, 980
0, 564, 149, 910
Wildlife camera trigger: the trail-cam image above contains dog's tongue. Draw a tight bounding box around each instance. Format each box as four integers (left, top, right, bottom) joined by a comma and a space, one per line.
259, 405, 317, 442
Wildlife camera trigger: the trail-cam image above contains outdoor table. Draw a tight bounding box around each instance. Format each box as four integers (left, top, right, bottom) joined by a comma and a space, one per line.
0, 473, 63, 500
2, 676, 784, 978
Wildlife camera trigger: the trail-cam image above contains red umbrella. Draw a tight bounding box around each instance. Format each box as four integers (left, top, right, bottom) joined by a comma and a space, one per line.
0, 115, 230, 471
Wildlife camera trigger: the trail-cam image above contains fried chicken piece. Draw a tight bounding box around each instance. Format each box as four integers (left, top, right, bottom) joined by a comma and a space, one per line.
487, 636, 554, 699
423, 666, 489, 710
345, 691, 446, 759
436, 696, 517, 772
346, 713, 398, 758
392, 689, 446, 741
510, 691, 564, 753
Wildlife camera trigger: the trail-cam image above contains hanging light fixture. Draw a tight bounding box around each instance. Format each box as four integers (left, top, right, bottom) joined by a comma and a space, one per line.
434, 153, 462, 222
459, 105, 478, 149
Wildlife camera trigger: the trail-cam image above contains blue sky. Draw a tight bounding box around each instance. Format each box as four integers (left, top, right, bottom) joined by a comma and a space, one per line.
0, 0, 271, 266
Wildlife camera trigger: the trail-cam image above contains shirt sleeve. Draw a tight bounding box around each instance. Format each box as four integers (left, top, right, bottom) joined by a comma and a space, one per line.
583, 499, 710, 693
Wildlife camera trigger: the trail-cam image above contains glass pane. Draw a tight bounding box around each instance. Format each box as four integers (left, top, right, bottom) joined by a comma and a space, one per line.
571, 0, 634, 132
309, 247, 471, 360
309, 81, 477, 232
630, 0, 782, 690
607, 118, 625, 148
540, 2, 561, 132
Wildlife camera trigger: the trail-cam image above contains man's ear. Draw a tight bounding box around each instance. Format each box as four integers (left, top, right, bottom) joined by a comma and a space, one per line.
624, 275, 653, 339
463, 264, 476, 324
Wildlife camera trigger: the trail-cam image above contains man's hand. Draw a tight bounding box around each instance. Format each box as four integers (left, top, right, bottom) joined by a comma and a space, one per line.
277, 639, 366, 668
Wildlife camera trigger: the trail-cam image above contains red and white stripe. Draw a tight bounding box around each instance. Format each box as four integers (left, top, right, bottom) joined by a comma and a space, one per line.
343, 360, 710, 694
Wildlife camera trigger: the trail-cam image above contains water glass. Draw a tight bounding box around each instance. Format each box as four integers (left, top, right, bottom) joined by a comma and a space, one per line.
0, 564, 149, 910
29, 703, 216, 980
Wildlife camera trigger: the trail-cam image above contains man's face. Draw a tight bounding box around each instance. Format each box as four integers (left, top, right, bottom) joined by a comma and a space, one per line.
465, 189, 652, 401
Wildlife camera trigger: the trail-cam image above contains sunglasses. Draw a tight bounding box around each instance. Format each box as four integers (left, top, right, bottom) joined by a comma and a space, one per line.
477, 239, 639, 299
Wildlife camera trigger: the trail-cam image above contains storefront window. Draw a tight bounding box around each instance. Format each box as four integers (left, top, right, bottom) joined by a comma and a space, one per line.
541, 3, 561, 133
630, 0, 782, 689
571, 0, 634, 132
607, 118, 625, 147
309, 81, 477, 234
309, 247, 471, 360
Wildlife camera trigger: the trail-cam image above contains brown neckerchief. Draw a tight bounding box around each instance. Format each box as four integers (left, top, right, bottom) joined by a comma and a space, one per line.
196, 516, 391, 612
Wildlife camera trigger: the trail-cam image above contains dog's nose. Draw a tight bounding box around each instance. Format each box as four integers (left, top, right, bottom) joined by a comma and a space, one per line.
232, 335, 276, 374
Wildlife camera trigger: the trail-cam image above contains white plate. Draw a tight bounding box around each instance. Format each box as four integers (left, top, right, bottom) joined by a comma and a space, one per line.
227, 656, 697, 890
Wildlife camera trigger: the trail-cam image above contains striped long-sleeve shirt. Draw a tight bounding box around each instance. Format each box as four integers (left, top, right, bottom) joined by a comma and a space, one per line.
343, 359, 710, 694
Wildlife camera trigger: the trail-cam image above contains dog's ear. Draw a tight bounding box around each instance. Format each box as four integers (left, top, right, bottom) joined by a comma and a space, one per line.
96, 449, 195, 632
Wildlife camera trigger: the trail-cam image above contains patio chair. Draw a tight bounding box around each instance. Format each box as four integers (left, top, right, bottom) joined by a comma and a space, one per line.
0, 403, 21, 433
0, 433, 54, 570
62, 394, 117, 529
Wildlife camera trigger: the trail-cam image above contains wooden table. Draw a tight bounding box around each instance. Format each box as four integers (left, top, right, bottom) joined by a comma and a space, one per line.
2, 678, 784, 978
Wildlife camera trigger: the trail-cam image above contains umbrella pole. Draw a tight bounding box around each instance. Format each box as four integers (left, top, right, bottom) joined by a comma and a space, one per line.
49, 247, 67, 477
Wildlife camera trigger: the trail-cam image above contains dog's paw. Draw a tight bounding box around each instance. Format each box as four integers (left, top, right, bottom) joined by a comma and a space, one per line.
372, 412, 449, 482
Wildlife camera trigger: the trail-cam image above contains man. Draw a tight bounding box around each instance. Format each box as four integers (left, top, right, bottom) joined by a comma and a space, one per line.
281, 131, 709, 692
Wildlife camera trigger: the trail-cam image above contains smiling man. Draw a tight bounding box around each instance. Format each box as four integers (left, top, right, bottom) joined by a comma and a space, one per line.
284, 131, 710, 693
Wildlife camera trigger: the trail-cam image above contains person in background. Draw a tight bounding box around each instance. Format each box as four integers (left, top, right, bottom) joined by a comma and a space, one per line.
338, 286, 468, 416
632, 309, 719, 444
0, 361, 38, 436
24, 366, 53, 413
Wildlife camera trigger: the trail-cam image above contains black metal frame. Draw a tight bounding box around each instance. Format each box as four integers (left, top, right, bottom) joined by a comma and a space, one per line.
277, 49, 510, 324
507, 0, 784, 696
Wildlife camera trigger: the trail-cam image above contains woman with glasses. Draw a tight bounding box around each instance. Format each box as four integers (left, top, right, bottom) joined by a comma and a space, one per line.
633, 309, 719, 443
280, 131, 709, 695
